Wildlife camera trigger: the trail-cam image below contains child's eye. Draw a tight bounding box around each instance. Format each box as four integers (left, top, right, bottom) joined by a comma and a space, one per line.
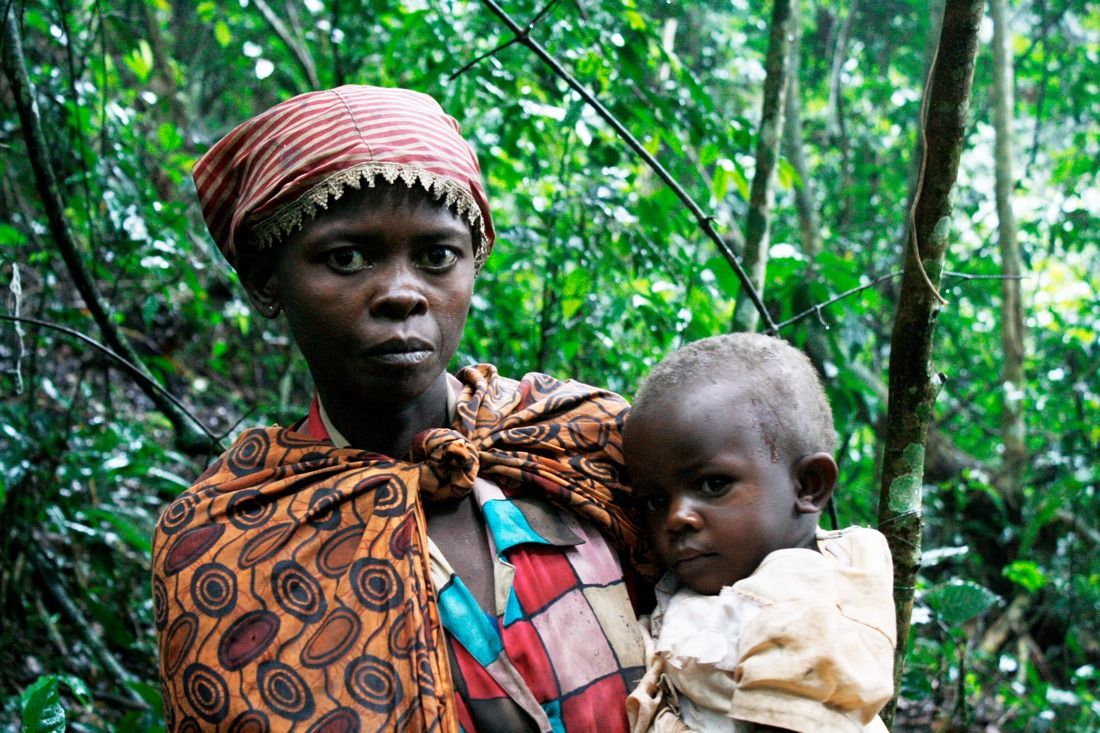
326, 248, 369, 273
640, 494, 669, 514
418, 246, 459, 270
696, 476, 732, 497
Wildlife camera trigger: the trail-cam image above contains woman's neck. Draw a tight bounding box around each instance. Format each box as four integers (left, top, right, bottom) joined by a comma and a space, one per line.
317, 372, 451, 458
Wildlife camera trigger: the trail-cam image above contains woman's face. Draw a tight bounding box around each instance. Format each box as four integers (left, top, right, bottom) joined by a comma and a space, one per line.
248, 185, 476, 408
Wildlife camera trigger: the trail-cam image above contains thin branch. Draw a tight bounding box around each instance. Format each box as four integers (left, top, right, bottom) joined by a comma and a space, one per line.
774, 269, 1023, 332
776, 270, 903, 332
451, 35, 521, 78
0, 314, 222, 448
472, 0, 776, 334
252, 0, 319, 89
942, 271, 1025, 281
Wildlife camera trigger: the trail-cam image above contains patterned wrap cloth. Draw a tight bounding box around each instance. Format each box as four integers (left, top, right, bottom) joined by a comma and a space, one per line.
154, 365, 653, 731
192, 84, 496, 270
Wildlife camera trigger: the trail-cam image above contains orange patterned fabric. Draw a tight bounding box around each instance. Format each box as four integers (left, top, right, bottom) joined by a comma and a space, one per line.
154, 364, 651, 732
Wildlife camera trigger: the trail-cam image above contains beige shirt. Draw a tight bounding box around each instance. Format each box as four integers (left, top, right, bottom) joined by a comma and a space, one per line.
628, 527, 896, 733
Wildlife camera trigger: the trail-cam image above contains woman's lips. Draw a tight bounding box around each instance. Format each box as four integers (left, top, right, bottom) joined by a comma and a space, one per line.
362, 338, 434, 366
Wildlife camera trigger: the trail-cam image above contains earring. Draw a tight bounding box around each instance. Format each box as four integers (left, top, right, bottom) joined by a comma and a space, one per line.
265, 304, 281, 317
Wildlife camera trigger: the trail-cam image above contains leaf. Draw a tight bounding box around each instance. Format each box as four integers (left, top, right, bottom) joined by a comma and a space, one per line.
1003, 560, 1047, 593
777, 158, 800, 189
0, 223, 26, 246
214, 20, 232, 48
125, 680, 164, 710
924, 579, 1001, 628
21, 675, 66, 733
124, 40, 155, 83
84, 508, 153, 553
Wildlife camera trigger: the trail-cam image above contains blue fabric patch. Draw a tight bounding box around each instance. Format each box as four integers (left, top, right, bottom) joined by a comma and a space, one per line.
437, 577, 503, 666
503, 587, 524, 626
543, 699, 566, 733
482, 497, 548, 552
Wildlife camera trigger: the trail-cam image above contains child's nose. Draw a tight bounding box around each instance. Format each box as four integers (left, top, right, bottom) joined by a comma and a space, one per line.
664, 495, 703, 533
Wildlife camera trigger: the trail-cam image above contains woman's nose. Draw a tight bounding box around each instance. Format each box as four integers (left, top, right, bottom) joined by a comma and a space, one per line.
664, 495, 703, 534
369, 262, 429, 319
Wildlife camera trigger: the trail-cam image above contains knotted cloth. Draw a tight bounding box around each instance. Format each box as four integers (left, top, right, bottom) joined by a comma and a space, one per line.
153, 365, 651, 732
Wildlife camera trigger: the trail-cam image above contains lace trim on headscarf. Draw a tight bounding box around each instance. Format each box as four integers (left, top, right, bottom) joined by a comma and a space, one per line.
251, 161, 489, 270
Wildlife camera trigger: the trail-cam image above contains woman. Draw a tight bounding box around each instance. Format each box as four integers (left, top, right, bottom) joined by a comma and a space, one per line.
153, 85, 653, 733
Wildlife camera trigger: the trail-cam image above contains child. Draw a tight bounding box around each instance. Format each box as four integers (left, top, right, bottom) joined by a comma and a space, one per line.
624, 333, 896, 733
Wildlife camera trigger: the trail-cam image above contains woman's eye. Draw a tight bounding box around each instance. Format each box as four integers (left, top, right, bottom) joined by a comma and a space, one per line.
418, 246, 459, 270
697, 477, 732, 497
325, 248, 369, 273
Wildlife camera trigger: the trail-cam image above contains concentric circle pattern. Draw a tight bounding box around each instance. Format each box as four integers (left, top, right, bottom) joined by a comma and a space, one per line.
153, 574, 168, 630
345, 655, 402, 713
183, 663, 229, 724
227, 489, 277, 531
227, 709, 270, 733
350, 558, 403, 611
191, 563, 237, 617
271, 560, 326, 622
257, 661, 315, 721
159, 493, 196, 535
227, 429, 271, 476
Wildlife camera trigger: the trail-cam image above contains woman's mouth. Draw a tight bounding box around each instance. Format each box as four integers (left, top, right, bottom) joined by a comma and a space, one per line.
363, 339, 434, 365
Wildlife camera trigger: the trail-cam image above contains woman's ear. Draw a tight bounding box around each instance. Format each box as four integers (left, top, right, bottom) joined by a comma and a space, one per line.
792, 452, 837, 514
239, 254, 281, 319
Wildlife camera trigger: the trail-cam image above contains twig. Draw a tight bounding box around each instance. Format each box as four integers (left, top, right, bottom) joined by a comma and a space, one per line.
252, 0, 319, 89
471, 0, 776, 334
941, 270, 1025, 281
775, 270, 903, 332
776, 269, 1023, 333
0, 314, 222, 448
6, 263, 25, 392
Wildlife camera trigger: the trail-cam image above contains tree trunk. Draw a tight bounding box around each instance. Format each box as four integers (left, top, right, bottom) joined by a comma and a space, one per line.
876, 1, 984, 728
1, 6, 215, 454
991, 0, 1026, 507
783, 0, 823, 261
733, 0, 796, 332
826, 0, 858, 229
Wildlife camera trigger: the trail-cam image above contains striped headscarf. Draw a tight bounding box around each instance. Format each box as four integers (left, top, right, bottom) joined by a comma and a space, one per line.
193, 85, 496, 270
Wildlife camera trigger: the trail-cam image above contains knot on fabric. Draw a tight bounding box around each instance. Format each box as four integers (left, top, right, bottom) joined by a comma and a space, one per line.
410, 428, 480, 501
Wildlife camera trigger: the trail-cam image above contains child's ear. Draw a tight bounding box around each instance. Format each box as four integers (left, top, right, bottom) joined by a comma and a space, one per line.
793, 452, 837, 514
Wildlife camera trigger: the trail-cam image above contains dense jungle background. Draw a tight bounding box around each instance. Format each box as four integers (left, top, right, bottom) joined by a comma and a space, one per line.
1, 0, 1097, 730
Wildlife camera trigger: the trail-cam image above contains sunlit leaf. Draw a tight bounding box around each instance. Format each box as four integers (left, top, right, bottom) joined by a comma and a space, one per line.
925, 579, 1001, 628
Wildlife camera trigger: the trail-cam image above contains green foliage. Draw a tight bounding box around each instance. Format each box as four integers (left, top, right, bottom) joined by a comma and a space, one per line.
0, 0, 1097, 730
18, 674, 91, 733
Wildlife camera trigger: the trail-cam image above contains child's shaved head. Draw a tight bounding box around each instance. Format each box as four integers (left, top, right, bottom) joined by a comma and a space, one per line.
631, 333, 836, 462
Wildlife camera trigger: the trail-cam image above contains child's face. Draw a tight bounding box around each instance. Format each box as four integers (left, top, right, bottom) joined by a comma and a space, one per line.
625, 377, 818, 595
